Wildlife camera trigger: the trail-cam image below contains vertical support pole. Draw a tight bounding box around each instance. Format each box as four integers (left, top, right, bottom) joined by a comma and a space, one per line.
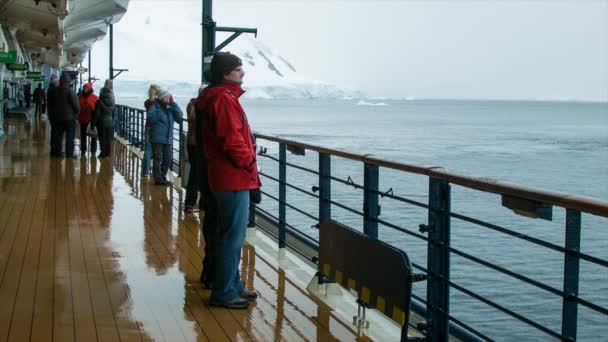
426, 177, 451, 342
363, 163, 379, 239
109, 24, 114, 80
318, 152, 331, 225
178, 120, 184, 177
278, 143, 287, 248
202, 0, 215, 84
131, 109, 135, 145
141, 110, 146, 150
88, 49, 91, 83
79, 63, 82, 90
562, 209, 581, 342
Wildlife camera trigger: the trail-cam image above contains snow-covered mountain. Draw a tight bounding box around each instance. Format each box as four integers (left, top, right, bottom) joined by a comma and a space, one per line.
113, 38, 362, 100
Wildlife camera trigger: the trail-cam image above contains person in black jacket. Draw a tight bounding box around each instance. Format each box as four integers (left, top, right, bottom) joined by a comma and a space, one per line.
46, 76, 60, 156
92, 79, 116, 158
48, 74, 79, 158
33, 83, 45, 116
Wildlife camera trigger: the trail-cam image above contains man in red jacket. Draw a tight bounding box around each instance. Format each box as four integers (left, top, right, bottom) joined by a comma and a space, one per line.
196, 52, 260, 309
78, 83, 99, 156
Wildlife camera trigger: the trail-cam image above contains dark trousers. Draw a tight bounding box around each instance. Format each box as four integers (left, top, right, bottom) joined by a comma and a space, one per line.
54, 120, 76, 157
80, 122, 97, 154
151, 143, 172, 183
200, 156, 217, 284
98, 125, 114, 157
185, 145, 201, 208
35, 101, 42, 116
49, 120, 60, 156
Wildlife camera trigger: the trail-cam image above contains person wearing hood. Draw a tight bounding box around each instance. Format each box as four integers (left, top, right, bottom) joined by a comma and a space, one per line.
147, 89, 184, 185
33, 82, 45, 116
142, 84, 161, 177
48, 74, 80, 158
78, 83, 99, 156
92, 79, 116, 158
195, 52, 260, 309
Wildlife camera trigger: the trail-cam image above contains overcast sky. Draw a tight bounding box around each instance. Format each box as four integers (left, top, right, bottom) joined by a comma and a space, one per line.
89, 0, 608, 101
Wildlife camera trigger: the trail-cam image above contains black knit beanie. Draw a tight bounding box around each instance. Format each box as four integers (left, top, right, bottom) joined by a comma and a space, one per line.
210, 52, 242, 84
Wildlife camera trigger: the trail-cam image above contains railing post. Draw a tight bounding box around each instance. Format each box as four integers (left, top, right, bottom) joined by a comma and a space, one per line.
121, 107, 126, 137
562, 209, 581, 341
278, 143, 287, 248
318, 152, 331, 225
142, 110, 147, 151
140, 110, 144, 149
130, 108, 135, 145
178, 120, 184, 177
426, 177, 451, 342
363, 163, 379, 239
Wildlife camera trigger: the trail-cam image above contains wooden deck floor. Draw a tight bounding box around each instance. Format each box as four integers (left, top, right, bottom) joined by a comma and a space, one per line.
0, 118, 366, 342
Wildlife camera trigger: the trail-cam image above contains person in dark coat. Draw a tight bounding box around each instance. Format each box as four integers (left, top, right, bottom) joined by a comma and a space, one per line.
92, 79, 116, 158
147, 89, 183, 185
33, 83, 45, 116
46, 76, 60, 156
184, 86, 206, 213
24, 83, 32, 107
48, 74, 79, 158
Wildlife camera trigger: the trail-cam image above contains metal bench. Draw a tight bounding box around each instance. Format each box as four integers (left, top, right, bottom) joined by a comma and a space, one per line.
317, 219, 426, 341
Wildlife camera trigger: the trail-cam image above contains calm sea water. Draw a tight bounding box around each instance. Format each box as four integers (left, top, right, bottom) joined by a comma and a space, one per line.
119, 96, 608, 341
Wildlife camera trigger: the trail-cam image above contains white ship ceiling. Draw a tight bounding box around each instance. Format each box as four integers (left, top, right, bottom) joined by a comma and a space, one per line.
0, 0, 129, 69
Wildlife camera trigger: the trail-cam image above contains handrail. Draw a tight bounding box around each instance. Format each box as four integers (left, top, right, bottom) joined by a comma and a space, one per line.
115, 103, 607, 341
253, 132, 608, 217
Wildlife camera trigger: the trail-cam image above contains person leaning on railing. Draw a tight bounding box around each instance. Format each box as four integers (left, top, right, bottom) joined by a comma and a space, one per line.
142, 84, 160, 177
195, 52, 261, 309
146, 89, 184, 185
184, 86, 206, 213
92, 79, 116, 159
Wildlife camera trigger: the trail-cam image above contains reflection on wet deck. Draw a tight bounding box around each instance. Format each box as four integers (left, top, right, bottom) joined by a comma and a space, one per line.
0, 118, 365, 341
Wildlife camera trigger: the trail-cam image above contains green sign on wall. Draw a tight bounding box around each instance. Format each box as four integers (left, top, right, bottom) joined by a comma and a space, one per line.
0, 50, 17, 64
26, 71, 42, 79
6, 63, 28, 71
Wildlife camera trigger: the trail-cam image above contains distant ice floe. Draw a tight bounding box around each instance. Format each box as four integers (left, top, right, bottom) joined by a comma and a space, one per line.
356, 99, 389, 106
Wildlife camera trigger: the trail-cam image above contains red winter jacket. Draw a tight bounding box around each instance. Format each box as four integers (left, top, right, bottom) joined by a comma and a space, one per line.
78, 92, 99, 124
195, 80, 260, 192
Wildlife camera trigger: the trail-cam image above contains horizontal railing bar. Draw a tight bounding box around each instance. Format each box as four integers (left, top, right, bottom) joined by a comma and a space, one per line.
259, 171, 279, 183
285, 182, 320, 200
254, 132, 608, 217
328, 199, 365, 217
444, 312, 493, 342
285, 161, 319, 175
447, 245, 563, 297
376, 191, 429, 209
259, 154, 280, 163
260, 190, 319, 221
256, 206, 320, 245
449, 210, 608, 268
331, 175, 430, 208
330, 175, 364, 189
412, 263, 427, 273
254, 221, 316, 261
576, 296, 608, 316
446, 278, 563, 339
376, 218, 429, 242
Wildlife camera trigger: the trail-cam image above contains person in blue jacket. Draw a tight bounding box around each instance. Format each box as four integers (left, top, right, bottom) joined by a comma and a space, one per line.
147, 89, 184, 185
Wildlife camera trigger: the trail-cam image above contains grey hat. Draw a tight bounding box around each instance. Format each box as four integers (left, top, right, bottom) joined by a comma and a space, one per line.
158, 88, 171, 100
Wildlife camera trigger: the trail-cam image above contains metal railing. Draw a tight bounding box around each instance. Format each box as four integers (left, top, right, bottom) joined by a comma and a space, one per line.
114, 104, 608, 341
